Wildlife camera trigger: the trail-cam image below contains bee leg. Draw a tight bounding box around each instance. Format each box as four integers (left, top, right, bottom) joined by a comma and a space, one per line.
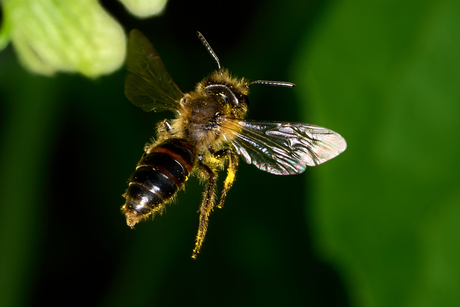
192, 162, 218, 259
156, 119, 173, 141
163, 119, 173, 133
211, 148, 239, 209
145, 120, 174, 153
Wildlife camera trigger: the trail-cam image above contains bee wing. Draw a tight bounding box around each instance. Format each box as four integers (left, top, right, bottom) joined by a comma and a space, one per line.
125, 29, 183, 113
223, 119, 347, 175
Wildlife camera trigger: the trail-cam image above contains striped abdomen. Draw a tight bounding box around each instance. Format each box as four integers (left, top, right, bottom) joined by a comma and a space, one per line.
122, 138, 195, 227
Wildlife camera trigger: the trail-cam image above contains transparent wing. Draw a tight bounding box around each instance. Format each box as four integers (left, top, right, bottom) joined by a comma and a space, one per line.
125, 29, 183, 113
223, 119, 347, 175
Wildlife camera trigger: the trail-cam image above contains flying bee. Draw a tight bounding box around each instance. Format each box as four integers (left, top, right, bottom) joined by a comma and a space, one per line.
121, 29, 347, 259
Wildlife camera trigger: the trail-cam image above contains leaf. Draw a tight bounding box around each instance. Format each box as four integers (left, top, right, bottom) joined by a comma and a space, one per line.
293, 0, 460, 306
2, 0, 126, 77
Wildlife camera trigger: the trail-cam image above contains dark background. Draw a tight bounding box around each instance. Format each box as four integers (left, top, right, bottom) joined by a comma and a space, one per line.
1, 0, 459, 306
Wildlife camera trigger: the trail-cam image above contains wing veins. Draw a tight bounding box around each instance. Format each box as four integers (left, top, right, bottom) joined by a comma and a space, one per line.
223, 119, 347, 175
124, 29, 183, 114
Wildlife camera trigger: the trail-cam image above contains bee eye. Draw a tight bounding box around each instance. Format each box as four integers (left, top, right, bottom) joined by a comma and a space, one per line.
220, 93, 230, 104
205, 84, 241, 107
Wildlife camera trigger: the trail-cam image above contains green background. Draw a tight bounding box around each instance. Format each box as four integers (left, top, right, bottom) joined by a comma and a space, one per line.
1, 0, 459, 306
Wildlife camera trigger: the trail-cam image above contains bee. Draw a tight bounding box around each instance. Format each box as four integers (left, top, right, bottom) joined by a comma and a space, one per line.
121, 29, 347, 259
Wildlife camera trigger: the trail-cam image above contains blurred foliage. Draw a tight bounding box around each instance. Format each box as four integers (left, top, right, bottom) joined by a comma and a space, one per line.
1, 0, 126, 77
0, 0, 459, 306
119, 0, 168, 18
295, 0, 460, 306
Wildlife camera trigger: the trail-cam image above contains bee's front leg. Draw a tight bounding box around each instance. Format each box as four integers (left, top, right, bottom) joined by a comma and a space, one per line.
156, 119, 174, 140
144, 119, 174, 153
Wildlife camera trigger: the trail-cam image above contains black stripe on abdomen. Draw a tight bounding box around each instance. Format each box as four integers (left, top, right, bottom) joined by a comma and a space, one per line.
122, 138, 195, 226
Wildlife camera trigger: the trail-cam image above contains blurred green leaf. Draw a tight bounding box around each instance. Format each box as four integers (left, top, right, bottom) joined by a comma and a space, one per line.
294, 0, 460, 306
0, 70, 61, 307
0, 5, 11, 51
2, 0, 126, 77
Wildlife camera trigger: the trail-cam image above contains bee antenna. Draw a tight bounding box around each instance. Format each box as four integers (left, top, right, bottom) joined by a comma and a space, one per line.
196, 31, 222, 74
247, 80, 296, 88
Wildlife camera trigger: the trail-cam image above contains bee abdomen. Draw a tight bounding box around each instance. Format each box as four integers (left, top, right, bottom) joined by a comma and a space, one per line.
122, 139, 195, 227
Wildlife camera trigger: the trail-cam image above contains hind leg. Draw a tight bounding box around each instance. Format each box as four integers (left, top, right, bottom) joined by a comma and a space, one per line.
192, 162, 218, 259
